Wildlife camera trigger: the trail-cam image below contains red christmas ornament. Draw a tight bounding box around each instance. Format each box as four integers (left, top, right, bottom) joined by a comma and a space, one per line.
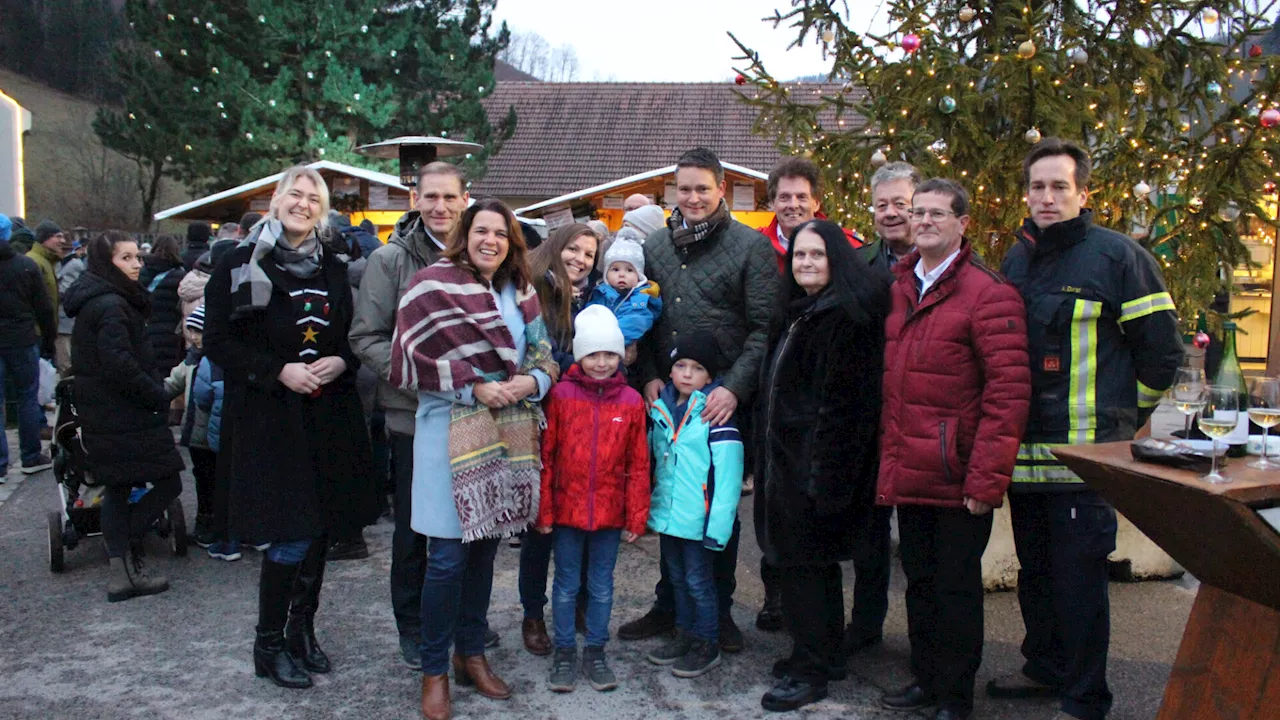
1266, 180, 1278, 194
1251, 44, 1264, 58
734, 73, 747, 86
1194, 332, 1211, 350
1262, 108, 1280, 128
901, 33, 922, 53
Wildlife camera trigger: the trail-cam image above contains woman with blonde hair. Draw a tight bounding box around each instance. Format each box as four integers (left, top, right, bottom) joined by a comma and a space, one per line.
204, 165, 377, 689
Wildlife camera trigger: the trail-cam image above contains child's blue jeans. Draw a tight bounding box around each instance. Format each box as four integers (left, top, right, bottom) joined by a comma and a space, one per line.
659, 534, 719, 642
552, 527, 621, 649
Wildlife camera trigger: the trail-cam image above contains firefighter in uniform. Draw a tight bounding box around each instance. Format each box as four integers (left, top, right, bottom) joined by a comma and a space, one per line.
991, 138, 1183, 720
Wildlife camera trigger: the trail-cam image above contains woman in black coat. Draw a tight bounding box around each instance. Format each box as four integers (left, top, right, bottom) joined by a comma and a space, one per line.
138, 235, 187, 376
753, 220, 891, 712
203, 165, 377, 691
64, 230, 185, 603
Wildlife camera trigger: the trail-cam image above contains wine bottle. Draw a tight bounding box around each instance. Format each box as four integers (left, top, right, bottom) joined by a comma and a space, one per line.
1212, 320, 1250, 456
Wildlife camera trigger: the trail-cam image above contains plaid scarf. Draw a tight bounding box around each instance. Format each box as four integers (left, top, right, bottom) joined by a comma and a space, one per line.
668, 198, 731, 249
228, 218, 321, 315
391, 259, 558, 541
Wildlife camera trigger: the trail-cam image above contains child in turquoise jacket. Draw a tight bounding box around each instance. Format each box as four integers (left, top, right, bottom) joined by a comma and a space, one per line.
645, 330, 743, 680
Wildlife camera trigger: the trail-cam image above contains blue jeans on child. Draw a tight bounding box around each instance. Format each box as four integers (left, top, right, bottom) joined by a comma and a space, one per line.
0, 346, 44, 472
419, 536, 500, 676
659, 534, 719, 643
552, 527, 621, 649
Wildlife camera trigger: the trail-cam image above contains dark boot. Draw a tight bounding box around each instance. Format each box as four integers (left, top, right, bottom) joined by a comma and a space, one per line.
286, 542, 331, 673
254, 557, 311, 689
756, 587, 784, 632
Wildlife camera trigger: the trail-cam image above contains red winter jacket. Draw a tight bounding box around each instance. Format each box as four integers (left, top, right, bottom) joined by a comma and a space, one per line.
877, 242, 1031, 509
758, 212, 864, 273
537, 365, 651, 536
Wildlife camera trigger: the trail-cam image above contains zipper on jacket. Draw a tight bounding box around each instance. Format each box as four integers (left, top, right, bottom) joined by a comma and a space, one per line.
939, 421, 953, 484
589, 387, 601, 529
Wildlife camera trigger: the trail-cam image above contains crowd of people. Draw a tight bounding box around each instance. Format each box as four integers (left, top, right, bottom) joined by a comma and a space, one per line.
0, 137, 1185, 720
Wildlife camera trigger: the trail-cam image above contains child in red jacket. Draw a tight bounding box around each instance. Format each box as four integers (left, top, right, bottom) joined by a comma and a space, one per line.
536, 305, 651, 693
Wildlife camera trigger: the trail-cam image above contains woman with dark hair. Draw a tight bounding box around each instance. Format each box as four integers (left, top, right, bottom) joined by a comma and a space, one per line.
203, 165, 377, 690
64, 230, 185, 602
139, 234, 187, 376
391, 197, 558, 720
753, 219, 891, 712
519, 222, 598, 655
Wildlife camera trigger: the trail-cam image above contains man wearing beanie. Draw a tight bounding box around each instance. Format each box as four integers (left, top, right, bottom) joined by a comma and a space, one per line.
182, 222, 212, 271
586, 236, 663, 367
0, 212, 57, 476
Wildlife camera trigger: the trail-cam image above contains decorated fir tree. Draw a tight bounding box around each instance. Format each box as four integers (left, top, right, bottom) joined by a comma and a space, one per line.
734, 1, 1280, 325
95, 0, 513, 227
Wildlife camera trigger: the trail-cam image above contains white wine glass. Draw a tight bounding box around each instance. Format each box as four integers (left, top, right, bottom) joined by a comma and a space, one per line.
1170, 366, 1207, 445
1199, 385, 1238, 484
1248, 377, 1280, 470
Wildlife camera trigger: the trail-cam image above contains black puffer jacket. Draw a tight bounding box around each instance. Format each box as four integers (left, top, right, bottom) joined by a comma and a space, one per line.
0, 242, 56, 354
64, 271, 185, 487
139, 256, 187, 376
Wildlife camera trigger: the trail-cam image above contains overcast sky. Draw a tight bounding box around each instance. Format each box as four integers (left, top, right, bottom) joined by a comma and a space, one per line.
491, 0, 883, 82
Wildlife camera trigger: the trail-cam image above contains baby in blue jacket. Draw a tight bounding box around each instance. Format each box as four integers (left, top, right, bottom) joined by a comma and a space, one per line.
586, 231, 663, 367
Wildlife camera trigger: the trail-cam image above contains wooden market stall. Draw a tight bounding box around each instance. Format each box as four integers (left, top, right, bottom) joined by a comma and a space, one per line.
514, 162, 774, 232
153, 160, 412, 241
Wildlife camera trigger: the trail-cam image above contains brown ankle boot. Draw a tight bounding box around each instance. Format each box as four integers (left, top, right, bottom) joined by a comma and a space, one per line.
521, 618, 551, 656
420, 674, 450, 720
451, 653, 512, 700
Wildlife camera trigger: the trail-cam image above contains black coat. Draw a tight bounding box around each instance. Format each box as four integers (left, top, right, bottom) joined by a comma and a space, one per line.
139, 256, 187, 376
0, 242, 56, 354
203, 244, 377, 543
64, 271, 185, 487
753, 292, 885, 568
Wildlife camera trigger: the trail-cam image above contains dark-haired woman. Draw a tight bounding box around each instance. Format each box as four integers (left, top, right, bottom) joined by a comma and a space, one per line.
65, 230, 185, 602
754, 219, 891, 712
203, 165, 377, 690
139, 234, 187, 376
518, 222, 598, 654
391, 198, 558, 720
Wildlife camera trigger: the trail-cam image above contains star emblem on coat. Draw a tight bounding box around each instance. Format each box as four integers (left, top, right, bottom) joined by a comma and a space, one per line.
302, 326, 319, 343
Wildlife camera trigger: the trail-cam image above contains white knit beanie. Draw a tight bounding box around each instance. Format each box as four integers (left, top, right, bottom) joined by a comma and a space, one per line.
603, 237, 646, 284
573, 305, 626, 362
623, 205, 666, 238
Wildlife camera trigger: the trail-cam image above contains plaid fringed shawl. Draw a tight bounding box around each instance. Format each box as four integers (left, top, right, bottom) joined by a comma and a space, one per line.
391, 259, 557, 542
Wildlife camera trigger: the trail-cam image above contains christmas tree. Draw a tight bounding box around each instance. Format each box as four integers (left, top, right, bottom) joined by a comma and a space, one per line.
95, 0, 513, 228
733, 1, 1280, 326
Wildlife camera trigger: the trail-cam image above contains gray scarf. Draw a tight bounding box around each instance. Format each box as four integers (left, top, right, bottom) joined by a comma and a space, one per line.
229, 217, 322, 314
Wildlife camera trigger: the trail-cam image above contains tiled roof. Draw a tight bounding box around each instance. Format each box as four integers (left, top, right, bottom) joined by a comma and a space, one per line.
475, 82, 861, 198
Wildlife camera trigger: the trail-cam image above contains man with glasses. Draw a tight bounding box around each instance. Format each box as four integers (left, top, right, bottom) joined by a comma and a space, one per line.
863, 162, 922, 274
877, 178, 1030, 720
991, 139, 1182, 720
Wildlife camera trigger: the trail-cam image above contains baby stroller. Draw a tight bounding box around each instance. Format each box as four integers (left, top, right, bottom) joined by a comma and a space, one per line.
46, 379, 187, 572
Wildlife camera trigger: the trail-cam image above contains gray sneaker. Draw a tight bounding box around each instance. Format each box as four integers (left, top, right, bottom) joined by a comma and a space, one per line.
672, 638, 721, 678
646, 630, 693, 666
582, 646, 617, 691
548, 646, 577, 692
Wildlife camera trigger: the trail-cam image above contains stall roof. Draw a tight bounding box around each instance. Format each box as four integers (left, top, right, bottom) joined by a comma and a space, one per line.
514, 162, 768, 217
154, 160, 406, 221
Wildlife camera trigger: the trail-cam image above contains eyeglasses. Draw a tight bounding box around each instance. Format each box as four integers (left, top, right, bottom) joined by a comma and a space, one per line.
908, 208, 962, 222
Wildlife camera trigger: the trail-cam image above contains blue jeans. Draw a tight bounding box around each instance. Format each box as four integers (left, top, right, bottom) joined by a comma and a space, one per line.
552, 527, 621, 649
0, 346, 43, 471
419, 536, 500, 676
659, 534, 719, 642
654, 514, 740, 615
266, 538, 312, 565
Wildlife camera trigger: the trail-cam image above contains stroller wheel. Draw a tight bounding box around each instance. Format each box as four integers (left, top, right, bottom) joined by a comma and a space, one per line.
167, 499, 187, 557
47, 511, 65, 573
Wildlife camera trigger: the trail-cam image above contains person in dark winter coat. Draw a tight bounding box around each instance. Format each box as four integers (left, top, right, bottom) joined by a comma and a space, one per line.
65, 230, 185, 603
139, 235, 188, 376
203, 165, 377, 691
753, 220, 891, 712
0, 213, 57, 476
181, 221, 212, 271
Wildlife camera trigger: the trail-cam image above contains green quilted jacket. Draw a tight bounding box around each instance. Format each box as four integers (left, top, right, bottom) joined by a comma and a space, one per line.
639, 218, 779, 406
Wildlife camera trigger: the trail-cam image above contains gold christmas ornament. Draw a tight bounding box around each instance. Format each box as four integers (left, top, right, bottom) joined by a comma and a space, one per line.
1017, 39, 1036, 59
1188, 196, 1204, 214
1133, 180, 1151, 196
1133, 78, 1148, 95
959, 5, 976, 22
1202, 7, 1219, 24
1024, 127, 1042, 144
822, 27, 836, 44
870, 149, 888, 167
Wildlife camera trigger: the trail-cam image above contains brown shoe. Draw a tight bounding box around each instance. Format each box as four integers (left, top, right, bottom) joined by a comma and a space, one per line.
420, 674, 450, 720
522, 618, 551, 656
452, 653, 512, 700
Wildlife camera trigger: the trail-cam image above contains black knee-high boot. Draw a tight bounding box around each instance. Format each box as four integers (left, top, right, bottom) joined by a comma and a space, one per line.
286, 539, 331, 673
255, 557, 312, 689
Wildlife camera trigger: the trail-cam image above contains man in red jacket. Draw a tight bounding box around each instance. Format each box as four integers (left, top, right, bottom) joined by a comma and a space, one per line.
757, 157, 862, 273
876, 179, 1031, 720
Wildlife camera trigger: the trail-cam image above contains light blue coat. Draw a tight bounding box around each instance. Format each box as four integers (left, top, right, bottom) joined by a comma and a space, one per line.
647, 382, 744, 550
585, 280, 663, 345
411, 282, 552, 539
